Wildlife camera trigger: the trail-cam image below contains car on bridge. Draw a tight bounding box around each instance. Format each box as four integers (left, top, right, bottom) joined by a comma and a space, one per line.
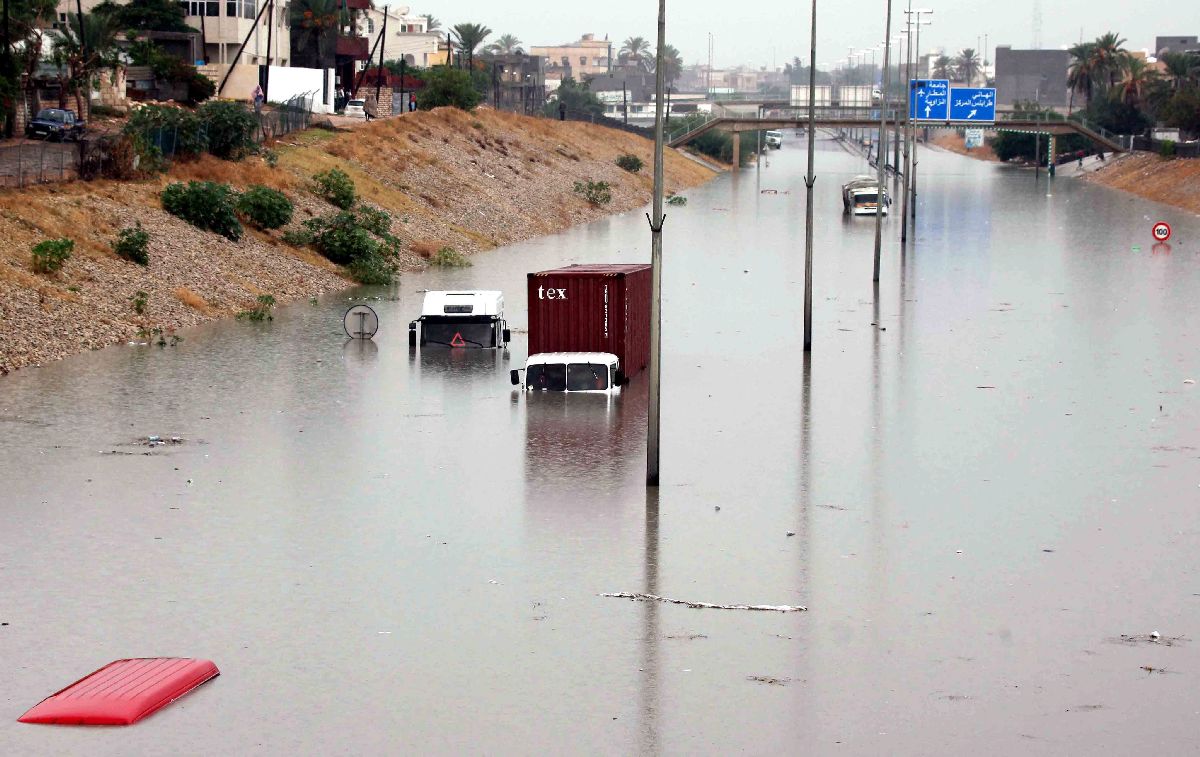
25, 108, 86, 142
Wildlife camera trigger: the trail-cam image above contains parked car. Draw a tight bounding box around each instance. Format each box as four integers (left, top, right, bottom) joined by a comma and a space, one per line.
343, 99, 366, 119
25, 108, 86, 141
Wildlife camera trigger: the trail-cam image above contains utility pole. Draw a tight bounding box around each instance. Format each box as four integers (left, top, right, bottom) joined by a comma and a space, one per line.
3, 0, 11, 138
900, 1, 912, 243
375, 8, 387, 107
623, 80, 628, 124
263, 0, 274, 100
910, 10, 931, 222
803, 0, 817, 352
873, 0, 893, 283
646, 0, 667, 487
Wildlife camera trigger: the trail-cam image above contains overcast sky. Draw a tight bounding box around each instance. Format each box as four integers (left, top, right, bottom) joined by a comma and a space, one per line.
419, 0, 1198, 68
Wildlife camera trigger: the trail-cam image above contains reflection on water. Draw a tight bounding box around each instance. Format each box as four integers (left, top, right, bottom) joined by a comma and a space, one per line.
2, 135, 1200, 754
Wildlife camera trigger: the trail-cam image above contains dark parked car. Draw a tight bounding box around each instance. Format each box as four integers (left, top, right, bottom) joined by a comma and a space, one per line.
25, 108, 86, 141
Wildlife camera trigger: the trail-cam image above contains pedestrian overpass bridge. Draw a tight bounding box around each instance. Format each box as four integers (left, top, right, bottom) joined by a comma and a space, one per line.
666, 105, 1125, 154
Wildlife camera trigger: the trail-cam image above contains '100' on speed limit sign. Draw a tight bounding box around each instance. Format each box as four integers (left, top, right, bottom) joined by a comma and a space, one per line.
1152, 221, 1171, 241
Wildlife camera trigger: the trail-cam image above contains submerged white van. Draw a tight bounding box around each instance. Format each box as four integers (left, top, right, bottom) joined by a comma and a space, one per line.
511, 352, 628, 394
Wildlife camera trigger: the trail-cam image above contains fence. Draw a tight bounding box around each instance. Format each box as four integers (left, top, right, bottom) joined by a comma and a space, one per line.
1130, 135, 1200, 158
0, 92, 319, 188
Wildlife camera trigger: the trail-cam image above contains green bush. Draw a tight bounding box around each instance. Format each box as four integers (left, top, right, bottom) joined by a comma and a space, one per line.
304, 210, 379, 264
262, 148, 279, 167
130, 290, 149, 314
187, 70, 216, 105
312, 168, 356, 209
161, 181, 243, 241
198, 100, 258, 160
124, 104, 206, 161
236, 185, 294, 229
429, 247, 472, 267
415, 67, 482, 111
237, 294, 275, 321
348, 251, 399, 285
616, 154, 644, 173
281, 228, 313, 246
667, 194, 688, 206
113, 223, 150, 265
355, 204, 392, 236
573, 180, 612, 206
1159, 140, 1177, 158
31, 238, 73, 274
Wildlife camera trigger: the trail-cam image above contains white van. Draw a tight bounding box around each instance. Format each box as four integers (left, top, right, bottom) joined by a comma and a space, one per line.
511, 352, 628, 394
765, 130, 783, 149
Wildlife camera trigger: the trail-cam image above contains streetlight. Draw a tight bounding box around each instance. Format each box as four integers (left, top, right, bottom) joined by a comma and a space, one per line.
905, 8, 932, 225
803, 0, 818, 352
873, 0, 894, 283
647, 0, 667, 486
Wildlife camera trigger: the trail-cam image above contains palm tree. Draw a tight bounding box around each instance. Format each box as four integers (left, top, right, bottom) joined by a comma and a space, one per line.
291, 0, 340, 69
620, 36, 652, 70
451, 22, 492, 71
1160, 52, 1199, 92
932, 55, 955, 80
1119, 56, 1158, 109
955, 48, 981, 85
423, 14, 441, 33
1067, 41, 1096, 113
58, 12, 119, 116
650, 44, 683, 87
486, 33, 523, 56
1089, 32, 1128, 93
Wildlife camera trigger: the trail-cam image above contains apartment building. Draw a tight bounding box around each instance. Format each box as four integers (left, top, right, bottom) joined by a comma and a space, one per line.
531, 33, 611, 82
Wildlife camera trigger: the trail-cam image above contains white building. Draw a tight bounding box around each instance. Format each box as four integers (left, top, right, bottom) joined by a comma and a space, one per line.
356, 5, 441, 67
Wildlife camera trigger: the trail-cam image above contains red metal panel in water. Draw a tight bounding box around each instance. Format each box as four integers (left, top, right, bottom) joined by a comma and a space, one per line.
18, 658, 219, 725
527, 264, 652, 375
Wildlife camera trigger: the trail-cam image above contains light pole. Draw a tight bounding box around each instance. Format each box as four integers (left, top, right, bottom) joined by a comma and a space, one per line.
873, 0, 893, 283
803, 0, 817, 352
907, 8, 932, 222
646, 0, 667, 486
900, 3, 913, 243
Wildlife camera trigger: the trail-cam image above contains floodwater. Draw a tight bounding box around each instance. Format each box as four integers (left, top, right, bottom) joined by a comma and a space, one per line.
2, 134, 1199, 755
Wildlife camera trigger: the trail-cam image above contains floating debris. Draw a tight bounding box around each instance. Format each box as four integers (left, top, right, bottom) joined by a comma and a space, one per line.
747, 675, 791, 686
601, 593, 806, 612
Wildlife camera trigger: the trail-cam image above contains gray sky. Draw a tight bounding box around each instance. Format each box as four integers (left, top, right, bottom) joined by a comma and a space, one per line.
419, 0, 1198, 68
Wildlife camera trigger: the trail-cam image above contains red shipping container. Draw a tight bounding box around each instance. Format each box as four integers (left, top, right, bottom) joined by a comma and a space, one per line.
527, 264, 652, 376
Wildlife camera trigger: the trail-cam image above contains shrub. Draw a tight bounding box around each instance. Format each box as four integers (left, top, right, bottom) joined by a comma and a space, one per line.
31, 238, 73, 274
161, 181, 243, 241
348, 251, 399, 285
1159, 139, 1177, 158
187, 70, 216, 105
262, 148, 279, 167
667, 194, 688, 206
236, 185, 294, 229
616, 154, 644, 173
281, 228, 313, 246
130, 290, 149, 314
312, 168, 356, 209
355, 204, 392, 236
573, 180, 612, 206
415, 67, 482, 111
304, 210, 379, 264
198, 100, 258, 160
124, 104, 206, 161
429, 247, 472, 267
113, 223, 150, 265
237, 294, 276, 321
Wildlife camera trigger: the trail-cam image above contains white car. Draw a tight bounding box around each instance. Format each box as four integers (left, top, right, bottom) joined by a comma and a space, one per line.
343, 99, 366, 118
765, 130, 783, 149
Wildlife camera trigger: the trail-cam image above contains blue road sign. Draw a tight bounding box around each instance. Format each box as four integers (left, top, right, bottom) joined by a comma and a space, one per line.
949, 87, 997, 122
908, 79, 949, 121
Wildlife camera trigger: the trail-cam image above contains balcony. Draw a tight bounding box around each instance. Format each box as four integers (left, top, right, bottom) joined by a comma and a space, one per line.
343, 0, 370, 8
336, 35, 370, 60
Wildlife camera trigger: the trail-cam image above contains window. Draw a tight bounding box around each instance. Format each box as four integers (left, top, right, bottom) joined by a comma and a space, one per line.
528, 364, 566, 391
579, 56, 587, 66
567, 363, 609, 391
365, 18, 373, 33
561, 56, 569, 67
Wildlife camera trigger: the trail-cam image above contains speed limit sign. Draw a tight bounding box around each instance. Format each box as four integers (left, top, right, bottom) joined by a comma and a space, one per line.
1152, 221, 1172, 241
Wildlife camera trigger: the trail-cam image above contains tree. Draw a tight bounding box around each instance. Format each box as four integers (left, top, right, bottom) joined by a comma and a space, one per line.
415, 66, 480, 110
486, 33, 522, 56
423, 14, 441, 33
1089, 32, 1128, 93
955, 49, 981, 85
1160, 52, 1200, 92
619, 36, 652, 70
93, 0, 196, 33
451, 22, 492, 72
544, 77, 603, 119
932, 55, 955, 80
1, 0, 58, 136
1067, 41, 1096, 113
1118, 56, 1158, 109
652, 44, 683, 86
57, 12, 120, 116
290, 0, 340, 69
1161, 88, 1200, 136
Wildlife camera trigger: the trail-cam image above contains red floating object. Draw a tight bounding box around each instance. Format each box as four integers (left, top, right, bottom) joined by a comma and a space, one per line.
18, 658, 219, 725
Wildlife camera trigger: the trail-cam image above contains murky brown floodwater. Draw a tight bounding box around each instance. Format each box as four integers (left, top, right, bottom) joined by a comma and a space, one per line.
2, 135, 1198, 754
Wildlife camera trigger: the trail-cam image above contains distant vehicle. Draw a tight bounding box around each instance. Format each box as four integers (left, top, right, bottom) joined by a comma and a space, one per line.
842, 175, 891, 216
25, 108, 85, 141
343, 99, 366, 118
511, 352, 628, 393
409, 290, 511, 348
765, 130, 783, 149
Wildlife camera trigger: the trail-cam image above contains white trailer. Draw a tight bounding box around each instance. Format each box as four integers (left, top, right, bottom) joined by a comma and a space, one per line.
790, 85, 832, 108
409, 291, 511, 348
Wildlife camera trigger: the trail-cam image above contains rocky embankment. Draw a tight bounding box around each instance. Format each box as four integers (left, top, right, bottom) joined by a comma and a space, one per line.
0, 107, 713, 373
1082, 152, 1200, 216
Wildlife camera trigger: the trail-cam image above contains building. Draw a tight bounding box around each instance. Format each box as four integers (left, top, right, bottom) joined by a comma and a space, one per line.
1155, 35, 1200, 56
993, 46, 1069, 109
531, 33, 612, 83
357, 6, 442, 67
480, 54, 546, 115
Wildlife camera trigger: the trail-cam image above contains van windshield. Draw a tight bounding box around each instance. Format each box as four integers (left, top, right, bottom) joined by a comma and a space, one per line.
527, 363, 566, 391
422, 318, 495, 347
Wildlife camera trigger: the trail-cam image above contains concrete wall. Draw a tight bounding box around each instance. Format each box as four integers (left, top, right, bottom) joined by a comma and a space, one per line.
265, 66, 333, 112
994, 47, 1068, 108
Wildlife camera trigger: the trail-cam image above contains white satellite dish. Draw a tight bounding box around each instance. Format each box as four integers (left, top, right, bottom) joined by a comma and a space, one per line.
344, 305, 380, 340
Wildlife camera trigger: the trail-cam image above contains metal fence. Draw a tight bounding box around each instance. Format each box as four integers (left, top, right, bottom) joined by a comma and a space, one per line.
0, 91, 320, 188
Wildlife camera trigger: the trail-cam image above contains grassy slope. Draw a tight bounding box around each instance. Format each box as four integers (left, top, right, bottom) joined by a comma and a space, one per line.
0, 107, 714, 372
1083, 153, 1200, 216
